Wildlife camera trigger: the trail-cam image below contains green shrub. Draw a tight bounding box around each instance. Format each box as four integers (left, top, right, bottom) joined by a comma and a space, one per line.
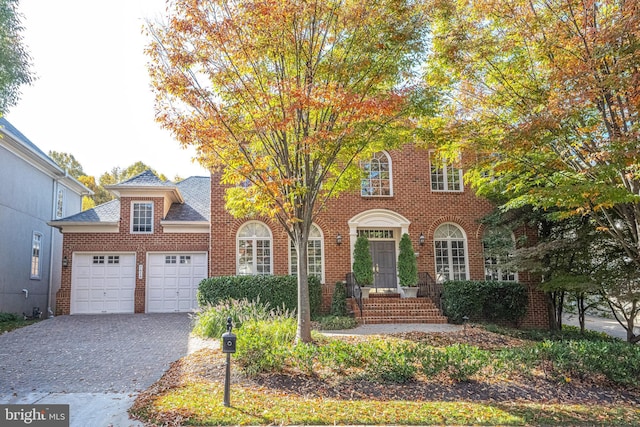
442, 280, 528, 324
362, 340, 417, 383
352, 236, 373, 286
192, 297, 294, 338
235, 318, 297, 376
0, 313, 20, 322
197, 275, 321, 316
534, 339, 640, 386
316, 315, 357, 330
444, 344, 488, 382
330, 281, 348, 316
416, 346, 448, 377
317, 339, 369, 373
397, 233, 418, 286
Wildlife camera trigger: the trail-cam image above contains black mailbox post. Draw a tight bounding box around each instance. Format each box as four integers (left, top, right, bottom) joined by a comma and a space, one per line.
221, 317, 236, 407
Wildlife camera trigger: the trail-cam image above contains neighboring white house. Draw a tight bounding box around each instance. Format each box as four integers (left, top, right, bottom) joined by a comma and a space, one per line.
0, 117, 91, 317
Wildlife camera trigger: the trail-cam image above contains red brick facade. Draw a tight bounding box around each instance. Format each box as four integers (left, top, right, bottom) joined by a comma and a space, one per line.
209, 145, 549, 328
55, 196, 208, 315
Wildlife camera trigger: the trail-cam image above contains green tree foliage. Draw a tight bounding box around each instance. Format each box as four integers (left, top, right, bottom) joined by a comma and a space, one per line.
0, 0, 32, 114
146, 0, 429, 342
398, 233, 418, 287
48, 151, 85, 178
352, 235, 373, 286
427, 0, 640, 341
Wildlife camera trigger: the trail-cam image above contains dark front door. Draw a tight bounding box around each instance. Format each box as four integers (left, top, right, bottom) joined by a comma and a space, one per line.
370, 241, 397, 290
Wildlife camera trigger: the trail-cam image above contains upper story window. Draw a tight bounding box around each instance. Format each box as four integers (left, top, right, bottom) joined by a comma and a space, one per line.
131, 202, 153, 233
237, 221, 272, 275
361, 151, 392, 197
434, 223, 468, 282
290, 224, 324, 281
430, 151, 463, 192
483, 228, 517, 282
55, 188, 65, 219
30, 232, 43, 279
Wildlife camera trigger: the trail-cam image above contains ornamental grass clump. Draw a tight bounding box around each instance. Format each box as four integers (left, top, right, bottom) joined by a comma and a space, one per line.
192, 297, 294, 338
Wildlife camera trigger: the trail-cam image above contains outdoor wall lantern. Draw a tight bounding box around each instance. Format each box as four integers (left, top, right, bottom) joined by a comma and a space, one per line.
336, 233, 343, 245
419, 233, 425, 246
62, 256, 69, 267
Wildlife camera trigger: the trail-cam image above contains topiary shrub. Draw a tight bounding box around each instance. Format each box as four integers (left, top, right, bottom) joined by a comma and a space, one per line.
352, 235, 373, 286
330, 281, 348, 316
197, 275, 322, 316
397, 233, 418, 286
442, 280, 528, 325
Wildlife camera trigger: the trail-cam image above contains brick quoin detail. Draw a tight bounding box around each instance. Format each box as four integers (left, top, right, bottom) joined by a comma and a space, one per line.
209, 145, 549, 328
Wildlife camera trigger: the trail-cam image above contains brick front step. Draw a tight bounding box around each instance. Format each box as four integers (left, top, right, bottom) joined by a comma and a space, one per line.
350, 295, 448, 324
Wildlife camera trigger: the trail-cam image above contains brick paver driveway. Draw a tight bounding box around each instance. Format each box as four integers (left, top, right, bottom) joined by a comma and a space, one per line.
0, 313, 202, 394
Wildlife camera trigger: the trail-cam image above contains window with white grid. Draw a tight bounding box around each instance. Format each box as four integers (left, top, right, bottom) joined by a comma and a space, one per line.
483, 228, 517, 282
430, 151, 463, 192
434, 224, 468, 282
361, 151, 392, 196
132, 202, 153, 233
237, 222, 272, 275
290, 225, 323, 280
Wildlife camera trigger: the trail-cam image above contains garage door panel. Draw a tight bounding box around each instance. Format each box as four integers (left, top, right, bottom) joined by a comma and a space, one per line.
147, 253, 207, 313
71, 254, 136, 314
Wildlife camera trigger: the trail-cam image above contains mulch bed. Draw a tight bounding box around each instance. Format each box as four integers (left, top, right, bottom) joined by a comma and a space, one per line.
132, 326, 640, 412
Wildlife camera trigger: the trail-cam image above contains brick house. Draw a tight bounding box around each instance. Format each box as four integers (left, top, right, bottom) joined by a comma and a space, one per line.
51, 146, 548, 327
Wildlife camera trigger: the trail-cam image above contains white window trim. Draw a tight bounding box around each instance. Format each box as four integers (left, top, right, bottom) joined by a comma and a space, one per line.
433, 223, 470, 282
30, 231, 43, 280
130, 201, 154, 234
236, 221, 273, 276
429, 150, 464, 192
361, 150, 393, 197
288, 224, 325, 283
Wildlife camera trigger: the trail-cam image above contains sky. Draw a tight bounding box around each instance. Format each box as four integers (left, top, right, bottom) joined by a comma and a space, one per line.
6, 0, 210, 180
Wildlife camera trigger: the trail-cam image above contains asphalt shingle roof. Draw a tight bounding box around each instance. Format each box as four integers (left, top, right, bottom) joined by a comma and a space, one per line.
165, 176, 210, 222
53, 172, 211, 224
117, 170, 170, 187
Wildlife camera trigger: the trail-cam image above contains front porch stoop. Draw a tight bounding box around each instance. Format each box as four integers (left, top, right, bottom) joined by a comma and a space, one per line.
350, 293, 448, 324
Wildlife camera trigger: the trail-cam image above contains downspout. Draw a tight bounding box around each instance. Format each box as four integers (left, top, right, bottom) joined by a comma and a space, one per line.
47, 178, 57, 318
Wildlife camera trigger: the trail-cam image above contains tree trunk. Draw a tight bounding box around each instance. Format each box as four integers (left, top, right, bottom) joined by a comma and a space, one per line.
294, 225, 312, 343
577, 293, 586, 334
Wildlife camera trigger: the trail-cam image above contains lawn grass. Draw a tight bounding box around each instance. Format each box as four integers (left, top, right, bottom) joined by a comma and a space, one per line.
131, 320, 640, 426
138, 380, 640, 426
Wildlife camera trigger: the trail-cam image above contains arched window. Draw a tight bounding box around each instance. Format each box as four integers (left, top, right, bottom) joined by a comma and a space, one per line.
483, 227, 517, 282
434, 223, 468, 282
361, 151, 392, 196
289, 224, 324, 281
237, 222, 272, 275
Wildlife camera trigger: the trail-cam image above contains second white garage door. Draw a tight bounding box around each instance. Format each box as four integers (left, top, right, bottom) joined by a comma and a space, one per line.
147, 253, 208, 313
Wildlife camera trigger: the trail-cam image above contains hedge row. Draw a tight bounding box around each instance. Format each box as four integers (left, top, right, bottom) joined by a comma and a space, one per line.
197, 275, 322, 316
442, 280, 528, 324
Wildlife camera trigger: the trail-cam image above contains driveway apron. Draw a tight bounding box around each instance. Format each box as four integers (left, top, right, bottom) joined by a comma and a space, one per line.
0, 313, 206, 426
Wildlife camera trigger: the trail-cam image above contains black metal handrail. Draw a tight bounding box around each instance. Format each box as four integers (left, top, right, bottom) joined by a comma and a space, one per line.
345, 272, 363, 316
417, 272, 443, 310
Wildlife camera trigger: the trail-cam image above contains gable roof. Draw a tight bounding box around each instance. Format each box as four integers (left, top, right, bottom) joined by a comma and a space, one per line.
0, 117, 92, 196
49, 171, 211, 231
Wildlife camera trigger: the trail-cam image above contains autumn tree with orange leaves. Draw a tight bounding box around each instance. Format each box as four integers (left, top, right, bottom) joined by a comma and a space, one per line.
146, 0, 428, 342
427, 0, 640, 342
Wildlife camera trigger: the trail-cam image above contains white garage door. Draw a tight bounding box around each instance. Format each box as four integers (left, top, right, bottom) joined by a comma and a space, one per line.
71, 254, 136, 314
147, 253, 208, 313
